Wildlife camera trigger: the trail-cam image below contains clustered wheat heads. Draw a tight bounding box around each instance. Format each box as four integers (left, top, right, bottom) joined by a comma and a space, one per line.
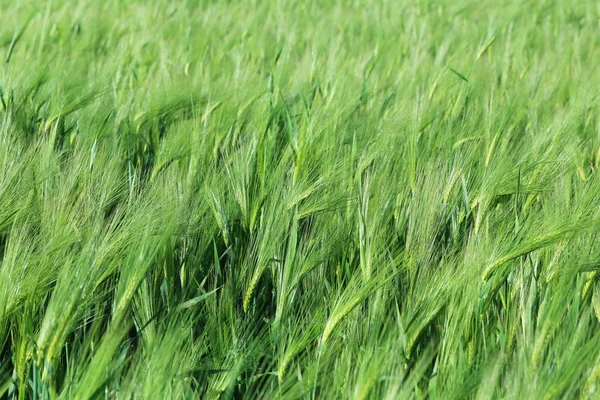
1, 0, 600, 398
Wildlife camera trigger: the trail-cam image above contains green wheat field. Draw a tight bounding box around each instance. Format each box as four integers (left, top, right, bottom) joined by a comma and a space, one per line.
1, 0, 600, 398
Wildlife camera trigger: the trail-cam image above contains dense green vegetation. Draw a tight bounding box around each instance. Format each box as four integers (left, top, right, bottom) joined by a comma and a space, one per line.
1, 0, 600, 398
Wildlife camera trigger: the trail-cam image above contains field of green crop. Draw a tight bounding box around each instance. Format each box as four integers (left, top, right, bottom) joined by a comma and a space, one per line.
1, 0, 600, 398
